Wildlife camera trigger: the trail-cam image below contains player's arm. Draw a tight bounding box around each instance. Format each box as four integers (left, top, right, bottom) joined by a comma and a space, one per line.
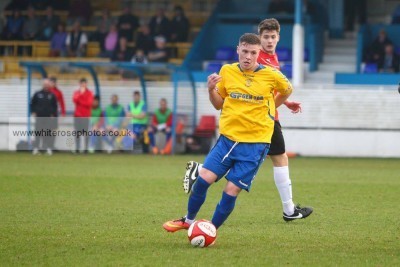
207, 73, 224, 110
283, 100, 302, 113
274, 71, 293, 108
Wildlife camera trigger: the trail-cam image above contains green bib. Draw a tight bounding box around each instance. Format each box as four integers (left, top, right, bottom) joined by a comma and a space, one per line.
90, 107, 102, 124
154, 108, 172, 124
105, 104, 124, 125
129, 101, 148, 125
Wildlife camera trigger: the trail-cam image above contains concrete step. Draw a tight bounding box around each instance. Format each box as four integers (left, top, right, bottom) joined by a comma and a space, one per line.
318, 62, 355, 72
323, 54, 356, 64
306, 70, 335, 80
325, 39, 357, 47
324, 47, 357, 55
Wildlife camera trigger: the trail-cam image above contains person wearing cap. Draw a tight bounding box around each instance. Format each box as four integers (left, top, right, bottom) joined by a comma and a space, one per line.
72, 78, 94, 153
148, 35, 169, 62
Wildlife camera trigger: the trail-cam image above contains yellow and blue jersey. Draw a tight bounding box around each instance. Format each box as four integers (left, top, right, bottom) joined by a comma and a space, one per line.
216, 63, 292, 143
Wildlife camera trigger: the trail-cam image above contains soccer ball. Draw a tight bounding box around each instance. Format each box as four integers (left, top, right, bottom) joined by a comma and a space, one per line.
187, 220, 217, 247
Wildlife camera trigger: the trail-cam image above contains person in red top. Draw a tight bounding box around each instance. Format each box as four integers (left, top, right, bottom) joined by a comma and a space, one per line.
72, 78, 94, 153
49, 76, 66, 116
181, 18, 313, 222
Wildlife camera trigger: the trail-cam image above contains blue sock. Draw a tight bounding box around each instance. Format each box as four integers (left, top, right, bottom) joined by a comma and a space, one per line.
187, 177, 210, 220
211, 192, 237, 228
148, 132, 155, 147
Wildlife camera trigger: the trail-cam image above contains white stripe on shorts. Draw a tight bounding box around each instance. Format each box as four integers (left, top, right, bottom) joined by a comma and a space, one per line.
221, 141, 239, 163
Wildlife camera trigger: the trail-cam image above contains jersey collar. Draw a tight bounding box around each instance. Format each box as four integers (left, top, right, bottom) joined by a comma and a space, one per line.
237, 63, 265, 73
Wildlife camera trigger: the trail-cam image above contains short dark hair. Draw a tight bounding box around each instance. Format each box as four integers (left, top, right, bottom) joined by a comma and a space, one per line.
258, 18, 280, 35
94, 95, 100, 101
79, 78, 87, 83
134, 91, 141, 96
239, 33, 261, 45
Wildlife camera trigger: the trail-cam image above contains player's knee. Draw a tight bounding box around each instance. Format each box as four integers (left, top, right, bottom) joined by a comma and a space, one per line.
199, 168, 217, 184
224, 182, 241, 196
271, 153, 288, 167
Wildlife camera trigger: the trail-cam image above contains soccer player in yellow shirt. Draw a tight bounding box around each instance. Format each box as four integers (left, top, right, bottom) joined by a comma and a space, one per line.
163, 33, 293, 232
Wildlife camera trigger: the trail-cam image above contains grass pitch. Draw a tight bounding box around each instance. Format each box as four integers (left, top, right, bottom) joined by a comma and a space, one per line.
0, 152, 399, 266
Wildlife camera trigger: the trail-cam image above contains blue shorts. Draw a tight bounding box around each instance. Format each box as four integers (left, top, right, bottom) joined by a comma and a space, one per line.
128, 124, 147, 136
203, 135, 270, 192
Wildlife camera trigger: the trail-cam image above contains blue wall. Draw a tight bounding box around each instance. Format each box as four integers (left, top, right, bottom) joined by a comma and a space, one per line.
335, 73, 400, 85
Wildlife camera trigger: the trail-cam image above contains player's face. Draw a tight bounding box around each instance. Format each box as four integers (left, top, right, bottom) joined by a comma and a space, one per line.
237, 43, 260, 71
260, 30, 280, 54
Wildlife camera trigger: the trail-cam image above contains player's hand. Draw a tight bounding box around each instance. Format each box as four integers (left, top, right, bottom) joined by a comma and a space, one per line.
207, 73, 221, 92
285, 101, 302, 114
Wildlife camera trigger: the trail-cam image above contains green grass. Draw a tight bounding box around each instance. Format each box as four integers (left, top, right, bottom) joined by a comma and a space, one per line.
0, 152, 399, 266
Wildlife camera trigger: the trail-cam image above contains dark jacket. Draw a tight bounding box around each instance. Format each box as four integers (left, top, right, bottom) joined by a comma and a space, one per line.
30, 89, 58, 117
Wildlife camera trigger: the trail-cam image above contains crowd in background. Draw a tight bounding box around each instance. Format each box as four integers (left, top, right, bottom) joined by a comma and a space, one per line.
30, 76, 180, 155
0, 0, 190, 63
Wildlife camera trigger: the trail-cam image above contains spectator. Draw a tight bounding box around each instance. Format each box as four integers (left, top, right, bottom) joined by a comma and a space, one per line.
1, 9, 24, 40
39, 6, 60, 40
112, 37, 133, 62
366, 29, 392, 64
49, 22, 67, 57
66, 21, 88, 57
148, 98, 172, 155
344, 0, 367, 31
72, 78, 94, 153
48, 76, 66, 116
98, 24, 118, 59
30, 78, 58, 155
134, 24, 154, 55
93, 9, 114, 43
391, 4, 400, 24
67, 0, 92, 26
117, 5, 139, 42
148, 8, 170, 41
22, 6, 40, 41
103, 94, 125, 153
88, 96, 104, 153
148, 36, 169, 62
131, 49, 148, 63
125, 91, 148, 152
378, 44, 400, 73
170, 5, 190, 42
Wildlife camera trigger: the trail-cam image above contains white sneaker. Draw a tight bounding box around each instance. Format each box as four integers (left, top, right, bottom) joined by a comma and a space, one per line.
46, 148, 53, 156
32, 148, 40, 155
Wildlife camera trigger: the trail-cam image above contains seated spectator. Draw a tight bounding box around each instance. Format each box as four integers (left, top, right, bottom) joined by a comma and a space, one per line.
149, 8, 170, 41
98, 24, 118, 59
378, 44, 400, 73
134, 24, 154, 55
93, 9, 114, 43
391, 4, 400, 24
65, 21, 88, 57
88, 96, 104, 153
148, 36, 169, 63
117, 5, 139, 42
1, 9, 24, 40
39, 6, 60, 41
103, 94, 125, 153
112, 37, 133, 62
170, 5, 190, 42
366, 29, 392, 64
67, 0, 92, 26
22, 6, 40, 40
148, 98, 172, 155
49, 23, 67, 57
131, 49, 148, 63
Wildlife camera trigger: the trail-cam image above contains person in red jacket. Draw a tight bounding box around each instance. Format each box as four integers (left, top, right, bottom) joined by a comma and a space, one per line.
49, 76, 66, 116
72, 78, 94, 153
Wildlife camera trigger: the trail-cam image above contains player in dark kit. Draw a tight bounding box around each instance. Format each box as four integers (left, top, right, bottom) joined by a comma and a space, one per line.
182, 19, 313, 222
